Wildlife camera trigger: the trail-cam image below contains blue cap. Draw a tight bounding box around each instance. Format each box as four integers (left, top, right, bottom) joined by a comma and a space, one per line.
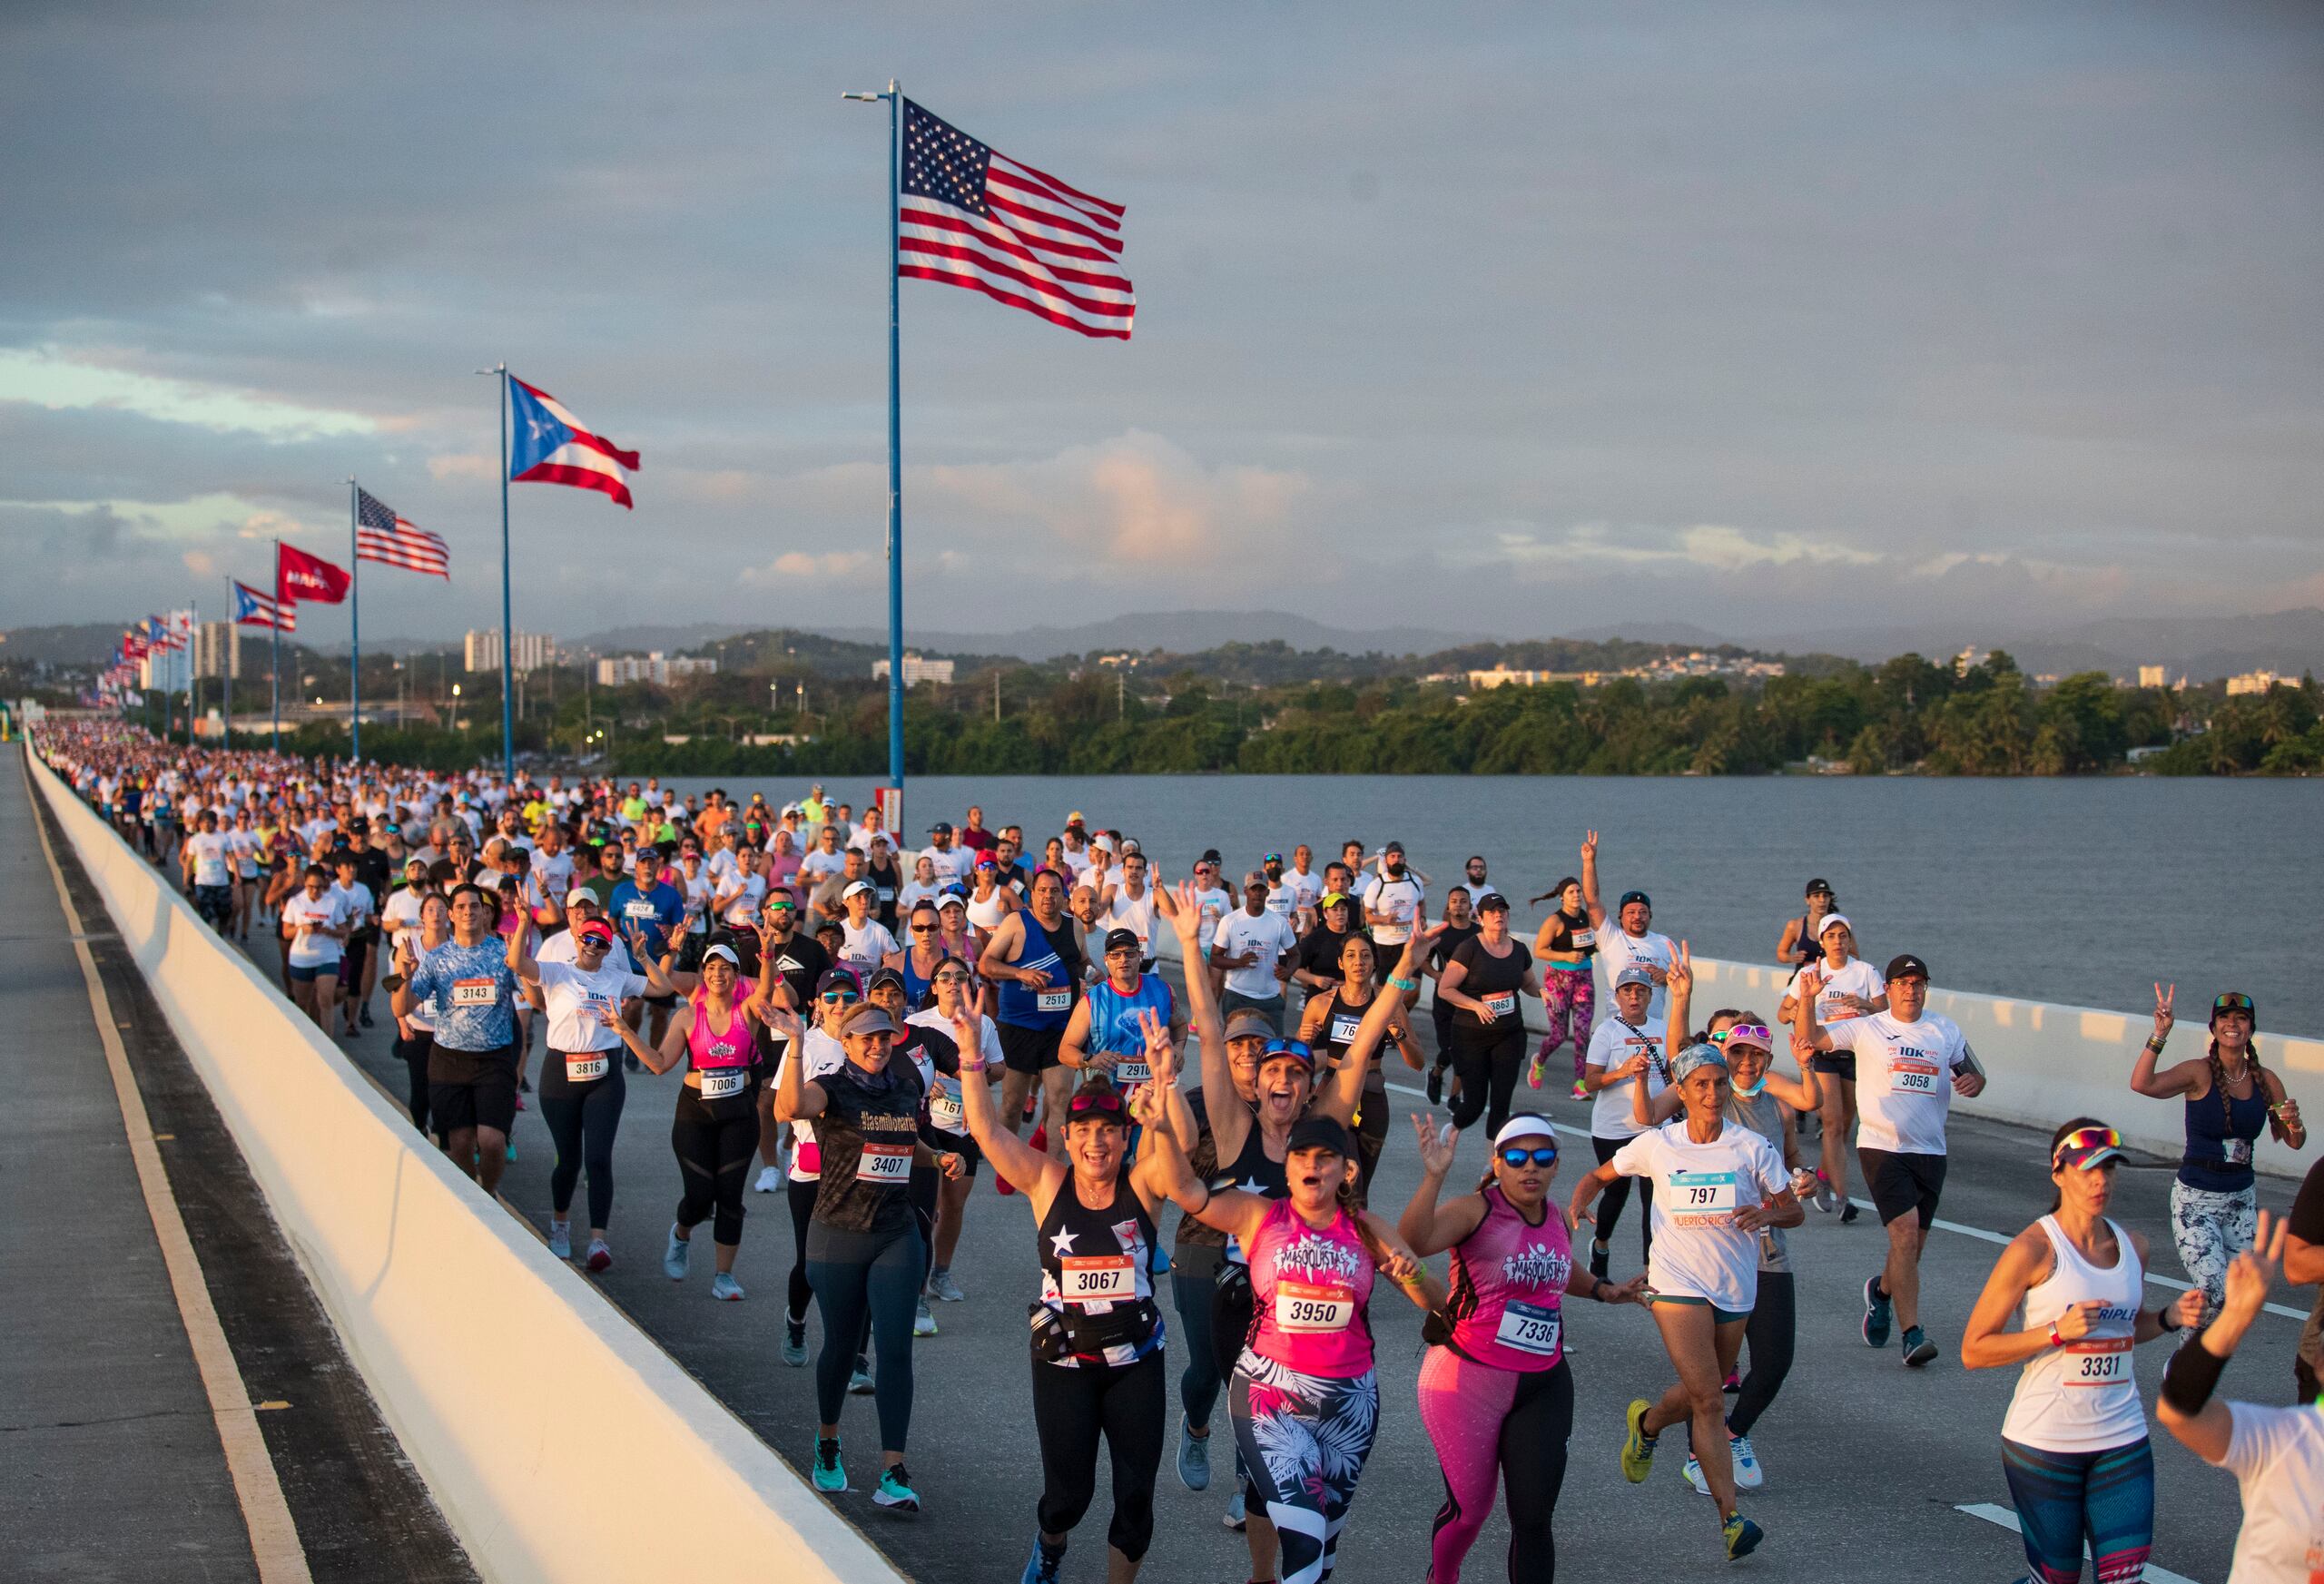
1619, 890, 1651, 910
1614, 965, 1655, 990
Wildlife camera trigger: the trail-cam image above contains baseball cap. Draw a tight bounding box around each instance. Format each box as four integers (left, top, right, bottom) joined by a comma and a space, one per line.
1263, 852, 1284, 866
863, 966, 905, 995
1619, 890, 1651, 910
839, 1003, 899, 1038
1885, 953, 1930, 983
701, 942, 741, 968
842, 880, 874, 901
2051, 1124, 2126, 1173
1199, 848, 1223, 865
1614, 965, 1655, 990
1806, 878, 1834, 897
564, 887, 597, 909
1103, 928, 1142, 956
1318, 890, 1351, 911
1671, 1042, 1728, 1084
815, 968, 862, 997
1223, 1008, 1276, 1043
1817, 912, 1853, 938
2211, 991, 2256, 1025
1119, 839, 1142, 856
974, 852, 998, 869
1066, 811, 1087, 827
574, 920, 615, 947
1473, 890, 1511, 912
928, 822, 953, 836
1286, 1116, 1354, 1157
1383, 840, 1404, 856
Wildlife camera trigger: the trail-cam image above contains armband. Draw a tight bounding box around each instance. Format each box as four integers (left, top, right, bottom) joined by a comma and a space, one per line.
1388, 976, 1420, 993
2160, 1335, 2228, 1415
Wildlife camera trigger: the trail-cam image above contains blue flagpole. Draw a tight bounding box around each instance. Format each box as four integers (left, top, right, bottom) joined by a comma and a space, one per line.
350, 477, 361, 762
885, 79, 905, 807
221, 578, 231, 752
498, 366, 514, 787
271, 541, 281, 752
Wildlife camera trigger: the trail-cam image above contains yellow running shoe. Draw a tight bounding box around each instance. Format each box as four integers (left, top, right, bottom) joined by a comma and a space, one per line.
1621, 1398, 1658, 1482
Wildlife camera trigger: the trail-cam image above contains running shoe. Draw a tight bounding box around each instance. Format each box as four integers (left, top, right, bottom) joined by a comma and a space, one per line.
1019, 1536, 1065, 1584
1029, 1126, 1047, 1157
1222, 1491, 1246, 1531
514, 1092, 527, 1112
664, 1225, 690, 1282
586, 1238, 613, 1273
711, 1272, 744, 1302
812, 1437, 844, 1494
1589, 1240, 1610, 1283
1177, 1420, 1210, 1491
516, 1071, 528, 1092
1722, 1369, 1739, 1394
1861, 1274, 1892, 1348
359, 1006, 375, 1028
1682, 1454, 1710, 1496
873, 1465, 920, 1514
913, 1299, 938, 1337
848, 1359, 875, 1395
504, 1141, 517, 1163
1526, 1056, 1546, 1091
753, 1165, 782, 1193
1722, 1511, 1764, 1560
547, 1222, 571, 1261
625, 1054, 641, 1073
1620, 1399, 1658, 1482
1840, 1201, 1860, 1225
1901, 1326, 1938, 1368
995, 1171, 1017, 1197
1730, 1433, 1763, 1488
783, 1315, 808, 1367
1570, 1079, 1589, 1101
927, 1269, 966, 1304
1425, 1066, 1444, 1106
1811, 1172, 1836, 1214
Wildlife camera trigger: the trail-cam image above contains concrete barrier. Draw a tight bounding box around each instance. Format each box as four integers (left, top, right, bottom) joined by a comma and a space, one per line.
1153, 927, 2323, 1179
28, 750, 910, 1584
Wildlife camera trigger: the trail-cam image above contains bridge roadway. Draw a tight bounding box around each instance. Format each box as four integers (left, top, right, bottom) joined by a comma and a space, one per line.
24, 752, 2313, 1583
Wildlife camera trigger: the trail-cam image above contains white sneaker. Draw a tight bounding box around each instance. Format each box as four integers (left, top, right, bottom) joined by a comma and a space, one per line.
547, 1221, 571, 1261
927, 1269, 966, 1303
1683, 1455, 1711, 1496
1730, 1433, 1763, 1489
913, 1299, 938, 1337
753, 1165, 782, 1193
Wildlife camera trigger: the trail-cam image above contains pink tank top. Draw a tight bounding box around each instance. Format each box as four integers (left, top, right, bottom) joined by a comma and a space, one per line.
1244, 1197, 1376, 1379
687, 991, 752, 1069
1445, 1185, 1572, 1372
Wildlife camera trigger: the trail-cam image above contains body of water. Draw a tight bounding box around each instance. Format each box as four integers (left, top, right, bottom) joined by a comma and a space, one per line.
630, 772, 2322, 1035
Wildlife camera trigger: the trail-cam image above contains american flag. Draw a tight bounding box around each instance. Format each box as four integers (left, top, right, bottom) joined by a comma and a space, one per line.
355, 487, 450, 578
899, 98, 1134, 340
231, 579, 296, 633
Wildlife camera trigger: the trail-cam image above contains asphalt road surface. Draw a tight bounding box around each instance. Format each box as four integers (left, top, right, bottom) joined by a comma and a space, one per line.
231, 918, 2312, 1584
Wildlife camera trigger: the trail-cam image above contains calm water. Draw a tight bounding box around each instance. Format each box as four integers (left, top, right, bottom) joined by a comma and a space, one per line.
636, 773, 2323, 1035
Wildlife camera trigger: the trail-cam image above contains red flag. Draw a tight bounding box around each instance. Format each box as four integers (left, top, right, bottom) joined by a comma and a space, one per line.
278, 541, 351, 605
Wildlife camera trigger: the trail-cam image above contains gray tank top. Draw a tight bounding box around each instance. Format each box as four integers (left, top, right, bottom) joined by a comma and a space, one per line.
1728, 1088, 1791, 1274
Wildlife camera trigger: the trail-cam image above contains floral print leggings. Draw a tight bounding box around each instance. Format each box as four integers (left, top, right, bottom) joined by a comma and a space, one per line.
1537, 968, 1597, 1083
2171, 1179, 2256, 1333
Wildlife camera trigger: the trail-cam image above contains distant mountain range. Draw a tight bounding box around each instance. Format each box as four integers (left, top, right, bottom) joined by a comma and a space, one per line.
1733, 607, 2324, 681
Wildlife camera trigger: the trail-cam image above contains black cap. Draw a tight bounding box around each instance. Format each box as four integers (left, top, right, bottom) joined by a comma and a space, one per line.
928, 822, 952, 835
1473, 890, 1511, 912
1103, 927, 1143, 956
815, 968, 862, 997
1885, 953, 1930, 983
1286, 1116, 1354, 1157
2211, 991, 2256, 1026
1200, 847, 1223, 865
1619, 890, 1650, 910
863, 966, 905, 995
1383, 840, 1404, 855
1806, 878, 1833, 897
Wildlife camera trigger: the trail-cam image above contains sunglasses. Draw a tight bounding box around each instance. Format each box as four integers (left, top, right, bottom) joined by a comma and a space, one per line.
2214, 994, 2254, 1015
932, 970, 970, 984
1260, 1038, 1315, 1063
1723, 1024, 1772, 1047
820, 989, 860, 1005
911, 923, 935, 933
1498, 1146, 1559, 1167
2051, 1125, 2123, 1167
1068, 1088, 1126, 1117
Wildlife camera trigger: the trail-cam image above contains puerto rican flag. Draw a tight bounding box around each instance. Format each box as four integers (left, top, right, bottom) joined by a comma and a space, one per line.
507, 375, 640, 509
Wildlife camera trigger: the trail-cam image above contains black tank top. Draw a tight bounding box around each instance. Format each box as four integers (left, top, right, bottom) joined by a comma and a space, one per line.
1036, 1171, 1163, 1362
1315, 987, 1375, 1067
1790, 915, 1819, 968
1547, 909, 1596, 959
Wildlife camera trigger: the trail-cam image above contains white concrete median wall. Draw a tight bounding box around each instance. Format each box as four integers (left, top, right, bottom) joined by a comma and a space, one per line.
29, 752, 909, 1584
1155, 928, 2323, 1179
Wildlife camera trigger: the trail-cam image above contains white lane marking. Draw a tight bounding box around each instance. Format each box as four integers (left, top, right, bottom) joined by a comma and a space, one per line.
1378, 1081, 2307, 1322
1955, 1501, 2201, 1584
24, 755, 314, 1582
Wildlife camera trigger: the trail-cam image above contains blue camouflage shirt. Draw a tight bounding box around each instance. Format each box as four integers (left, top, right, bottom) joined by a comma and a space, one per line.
407, 940, 519, 1053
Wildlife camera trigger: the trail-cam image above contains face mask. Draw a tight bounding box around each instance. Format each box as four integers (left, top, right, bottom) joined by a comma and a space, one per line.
1730, 1077, 1767, 1098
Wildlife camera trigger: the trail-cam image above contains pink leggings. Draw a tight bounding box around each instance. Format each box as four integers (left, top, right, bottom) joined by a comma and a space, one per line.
1538, 969, 1596, 1082
1417, 1345, 1573, 1582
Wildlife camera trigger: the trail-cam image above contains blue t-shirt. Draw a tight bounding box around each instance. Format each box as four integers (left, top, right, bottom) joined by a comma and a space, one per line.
407, 940, 519, 1053
608, 880, 686, 947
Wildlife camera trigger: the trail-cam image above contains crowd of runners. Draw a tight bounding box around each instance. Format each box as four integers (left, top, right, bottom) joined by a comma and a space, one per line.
34, 717, 2324, 1582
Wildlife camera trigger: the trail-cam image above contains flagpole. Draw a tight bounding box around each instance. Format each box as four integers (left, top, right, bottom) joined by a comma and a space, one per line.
222, 578, 231, 752
884, 80, 906, 808
271, 539, 282, 752
497, 365, 515, 787
350, 477, 361, 762
189, 598, 200, 746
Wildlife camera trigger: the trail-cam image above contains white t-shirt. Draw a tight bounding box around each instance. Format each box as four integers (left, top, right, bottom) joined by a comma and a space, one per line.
380, 887, 427, 950
1212, 909, 1298, 1001
899, 879, 945, 915
2217, 1402, 2324, 1583
798, 848, 847, 884
1101, 885, 1157, 952
282, 892, 345, 968
781, 1029, 851, 1181
1837, 1011, 1973, 1156
1190, 885, 1235, 956
908, 1008, 1004, 1137
1584, 1015, 1670, 1140
1788, 956, 1885, 1024
1263, 881, 1297, 922
184, 831, 232, 887
533, 847, 575, 900
845, 824, 890, 853
538, 960, 649, 1053
1597, 927, 1677, 1019
1612, 1119, 1788, 1313
1360, 873, 1426, 946
1285, 867, 1324, 913
921, 845, 970, 887
840, 918, 900, 969
227, 829, 261, 878
330, 880, 376, 930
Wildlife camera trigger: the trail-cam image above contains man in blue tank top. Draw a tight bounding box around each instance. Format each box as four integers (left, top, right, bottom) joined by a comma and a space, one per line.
980, 867, 1088, 1166
1062, 928, 1187, 1090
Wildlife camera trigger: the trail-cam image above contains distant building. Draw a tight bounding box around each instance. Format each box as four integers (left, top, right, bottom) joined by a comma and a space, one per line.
1469, 667, 1550, 690
466, 629, 555, 675
192, 621, 241, 681
596, 651, 718, 686
873, 654, 955, 686
2225, 670, 2280, 696
1954, 645, 1988, 676
2137, 664, 2167, 689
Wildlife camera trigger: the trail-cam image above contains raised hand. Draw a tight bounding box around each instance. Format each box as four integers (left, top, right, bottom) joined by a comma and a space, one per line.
1163, 880, 1201, 948
1137, 1008, 1177, 1086
2152, 982, 2176, 1042
1666, 940, 1694, 998
1128, 1073, 1168, 1129
2221, 1209, 2288, 1323
1580, 831, 1599, 862
1412, 1113, 1457, 1177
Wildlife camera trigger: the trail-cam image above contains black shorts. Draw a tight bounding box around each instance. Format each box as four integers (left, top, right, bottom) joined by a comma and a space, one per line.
925, 1129, 981, 1176
1000, 1021, 1065, 1075
1856, 1147, 1946, 1228
644, 991, 677, 1009
1811, 1054, 1856, 1081
428, 1044, 518, 1136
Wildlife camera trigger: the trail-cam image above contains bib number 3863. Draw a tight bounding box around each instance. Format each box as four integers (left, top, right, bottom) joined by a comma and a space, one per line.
1275, 1280, 1354, 1333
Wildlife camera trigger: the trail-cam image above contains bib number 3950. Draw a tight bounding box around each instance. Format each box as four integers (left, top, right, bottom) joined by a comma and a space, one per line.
1275, 1280, 1353, 1333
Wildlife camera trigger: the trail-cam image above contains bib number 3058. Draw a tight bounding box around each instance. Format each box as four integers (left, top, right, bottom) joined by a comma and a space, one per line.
1275, 1280, 1354, 1333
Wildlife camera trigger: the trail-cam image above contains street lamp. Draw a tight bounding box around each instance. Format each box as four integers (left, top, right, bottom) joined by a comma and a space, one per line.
451, 681, 462, 732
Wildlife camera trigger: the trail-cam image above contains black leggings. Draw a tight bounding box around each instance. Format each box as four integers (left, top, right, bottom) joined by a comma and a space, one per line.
1210, 1268, 1256, 1492
672, 1103, 756, 1246
1031, 1348, 1166, 1561
540, 1058, 625, 1228
394, 1029, 435, 1134
807, 1222, 924, 1450
1351, 1089, 1390, 1209
1590, 1137, 1653, 1264
1726, 1269, 1796, 1438
1171, 1265, 1222, 1430
1449, 1022, 1527, 1136
787, 1177, 816, 1324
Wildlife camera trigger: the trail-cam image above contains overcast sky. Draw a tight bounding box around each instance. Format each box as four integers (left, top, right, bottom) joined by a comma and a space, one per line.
5, 1, 2320, 647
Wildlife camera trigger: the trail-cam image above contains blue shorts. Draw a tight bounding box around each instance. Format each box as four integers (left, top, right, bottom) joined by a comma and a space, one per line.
1649, 1294, 1750, 1324
288, 961, 332, 983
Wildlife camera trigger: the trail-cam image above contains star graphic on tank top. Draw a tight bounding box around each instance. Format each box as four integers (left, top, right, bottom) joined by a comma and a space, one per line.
1237, 1178, 1265, 1195
1049, 1227, 1078, 1257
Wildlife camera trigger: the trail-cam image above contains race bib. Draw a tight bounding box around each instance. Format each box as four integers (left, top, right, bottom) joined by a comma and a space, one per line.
1329, 1014, 1363, 1047
696, 1068, 748, 1099
927, 1078, 965, 1131
2222, 1138, 2253, 1166
1274, 1280, 1354, 1333
624, 900, 656, 920
876, 887, 894, 903
2065, 1336, 2132, 1386
855, 1143, 913, 1184
1482, 991, 1516, 1019
565, 1053, 609, 1082
450, 978, 497, 1007
1887, 1056, 1943, 1097
1568, 929, 1595, 949
1060, 1254, 1136, 1305
1669, 1170, 1738, 1229
1036, 989, 1071, 1013
1113, 1059, 1151, 1086
1494, 1300, 1562, 1356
